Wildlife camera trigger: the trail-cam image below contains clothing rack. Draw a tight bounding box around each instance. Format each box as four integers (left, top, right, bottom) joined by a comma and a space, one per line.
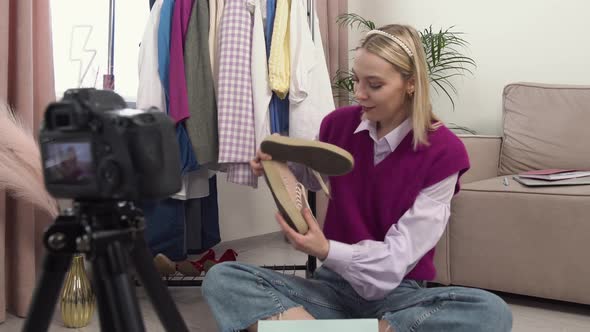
103, 0, 116, 90
144, 0, 318, 286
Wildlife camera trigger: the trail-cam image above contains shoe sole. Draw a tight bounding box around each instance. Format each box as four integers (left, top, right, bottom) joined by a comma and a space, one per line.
261, 160, 309, 234
260, 135, 354, 176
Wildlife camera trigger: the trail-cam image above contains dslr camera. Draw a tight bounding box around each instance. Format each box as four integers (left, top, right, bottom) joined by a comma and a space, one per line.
39, 88, 181, 200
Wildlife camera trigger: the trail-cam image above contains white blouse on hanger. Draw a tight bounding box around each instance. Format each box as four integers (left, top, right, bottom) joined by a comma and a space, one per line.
137, 0, 166, 113
251, 0, 272, 149
172, 167, 211, 200
288, 0, 335, 140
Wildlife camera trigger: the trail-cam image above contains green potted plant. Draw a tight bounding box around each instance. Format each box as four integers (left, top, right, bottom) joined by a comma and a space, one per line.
334, 14, 477, 134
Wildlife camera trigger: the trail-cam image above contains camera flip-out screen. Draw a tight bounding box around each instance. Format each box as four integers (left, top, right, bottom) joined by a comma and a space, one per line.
44, 142, 94, 184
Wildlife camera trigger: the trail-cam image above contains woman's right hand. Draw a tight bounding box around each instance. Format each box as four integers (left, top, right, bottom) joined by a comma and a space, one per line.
249, 149, 272, 177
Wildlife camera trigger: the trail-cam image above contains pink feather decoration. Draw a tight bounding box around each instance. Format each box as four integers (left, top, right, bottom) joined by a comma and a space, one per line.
0, 103, 58, 217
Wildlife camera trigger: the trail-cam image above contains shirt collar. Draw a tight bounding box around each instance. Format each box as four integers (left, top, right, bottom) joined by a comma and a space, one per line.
354, 117, 412, 152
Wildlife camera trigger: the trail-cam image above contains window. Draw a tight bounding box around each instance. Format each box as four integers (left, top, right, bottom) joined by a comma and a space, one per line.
51, 0, 149, 101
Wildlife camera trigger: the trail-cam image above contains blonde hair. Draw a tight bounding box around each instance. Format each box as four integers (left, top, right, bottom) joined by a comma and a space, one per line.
361, 24, 441, 149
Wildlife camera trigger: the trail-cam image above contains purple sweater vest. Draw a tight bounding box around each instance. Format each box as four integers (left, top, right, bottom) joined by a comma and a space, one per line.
319, 106, 470, 281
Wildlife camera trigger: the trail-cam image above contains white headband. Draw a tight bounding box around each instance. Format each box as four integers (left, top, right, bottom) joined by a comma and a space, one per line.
366, 30, 414, 58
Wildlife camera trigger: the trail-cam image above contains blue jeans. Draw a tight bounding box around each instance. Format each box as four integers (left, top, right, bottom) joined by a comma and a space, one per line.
202, 262, 512, 332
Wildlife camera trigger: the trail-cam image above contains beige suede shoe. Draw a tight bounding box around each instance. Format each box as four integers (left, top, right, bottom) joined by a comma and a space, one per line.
153, 253, 176, 276
260, 135, 354, 176
261, 160, 315, 234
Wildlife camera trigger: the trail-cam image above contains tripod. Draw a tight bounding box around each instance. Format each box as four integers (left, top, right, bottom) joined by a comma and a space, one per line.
22, 201, 189, 332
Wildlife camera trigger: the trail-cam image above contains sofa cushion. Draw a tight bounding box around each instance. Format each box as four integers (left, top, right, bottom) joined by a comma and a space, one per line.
449, 176, 590, 305
499, 82, 590, 175
458, 135, 502, 184
432, 226, 451, 285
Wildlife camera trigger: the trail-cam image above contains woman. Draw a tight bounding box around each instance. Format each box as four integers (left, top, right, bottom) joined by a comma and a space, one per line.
203, 24, 513, 332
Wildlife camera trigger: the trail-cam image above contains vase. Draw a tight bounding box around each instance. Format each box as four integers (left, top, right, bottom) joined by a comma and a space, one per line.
60, 254, 95, 328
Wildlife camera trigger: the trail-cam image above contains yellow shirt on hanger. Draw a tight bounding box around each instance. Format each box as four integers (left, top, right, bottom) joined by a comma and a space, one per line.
268, 0, 291, 99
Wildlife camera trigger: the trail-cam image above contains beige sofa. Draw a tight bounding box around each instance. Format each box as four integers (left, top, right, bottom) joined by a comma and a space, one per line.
433, 82, 590, 305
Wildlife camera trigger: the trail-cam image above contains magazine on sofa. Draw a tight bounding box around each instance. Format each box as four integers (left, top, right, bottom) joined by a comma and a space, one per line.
513, 175, 590, 187
518, 169, 590, 181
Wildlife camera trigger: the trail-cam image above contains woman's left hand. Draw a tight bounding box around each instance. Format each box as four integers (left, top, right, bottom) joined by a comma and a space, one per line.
275, 208, 330, 260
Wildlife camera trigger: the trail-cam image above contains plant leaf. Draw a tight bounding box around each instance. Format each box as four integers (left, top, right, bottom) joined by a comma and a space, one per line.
432, 79, 456, 110
336, 14, 375, 31
447, 122, 477, 134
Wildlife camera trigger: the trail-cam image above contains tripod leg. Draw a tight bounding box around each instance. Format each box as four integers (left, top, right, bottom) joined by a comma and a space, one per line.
93, 240, 147, 332
22, 253, 72, 332
130, 234, 189, 332
92, 253, 121, 331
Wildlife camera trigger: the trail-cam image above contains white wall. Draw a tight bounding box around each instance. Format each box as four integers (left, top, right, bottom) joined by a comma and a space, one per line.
51, 0, 149, 100
347, 0, 590, 134
217, 177, 280, 241
217, 176, 330, 242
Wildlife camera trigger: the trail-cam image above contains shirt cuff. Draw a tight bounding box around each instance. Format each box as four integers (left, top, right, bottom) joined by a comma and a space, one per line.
322, 240, 354, 271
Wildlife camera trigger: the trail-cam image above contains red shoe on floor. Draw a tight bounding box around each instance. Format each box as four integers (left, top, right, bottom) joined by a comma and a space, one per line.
176, 249, 216, 277
202, 249, 238, 272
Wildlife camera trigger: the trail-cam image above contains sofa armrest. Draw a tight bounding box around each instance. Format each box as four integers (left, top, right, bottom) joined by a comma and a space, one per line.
457, 135, 502, 184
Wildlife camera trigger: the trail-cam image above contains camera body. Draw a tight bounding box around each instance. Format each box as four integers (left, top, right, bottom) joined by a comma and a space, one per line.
39, 88, 181, 201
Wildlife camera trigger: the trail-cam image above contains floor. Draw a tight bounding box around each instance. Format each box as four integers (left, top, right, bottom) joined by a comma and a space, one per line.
3, 232, 590, 331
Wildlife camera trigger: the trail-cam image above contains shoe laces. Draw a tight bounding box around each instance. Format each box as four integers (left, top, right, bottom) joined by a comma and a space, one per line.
279, 168, 308, 209
295, 182, 318, 224
294, 182, 307, 210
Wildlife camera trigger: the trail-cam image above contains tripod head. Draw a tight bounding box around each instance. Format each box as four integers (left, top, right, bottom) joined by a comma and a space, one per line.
44, 200, 145, 260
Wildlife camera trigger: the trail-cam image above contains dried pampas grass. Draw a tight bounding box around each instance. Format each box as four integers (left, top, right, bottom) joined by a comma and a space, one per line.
0, 103, 58, 217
